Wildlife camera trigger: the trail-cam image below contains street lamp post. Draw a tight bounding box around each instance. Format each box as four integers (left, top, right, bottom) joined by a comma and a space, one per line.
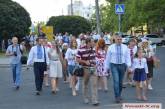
118, 0, 122, 33
95, 0, 101, 34
118, 13, 121, 32
71, 0, 73, 15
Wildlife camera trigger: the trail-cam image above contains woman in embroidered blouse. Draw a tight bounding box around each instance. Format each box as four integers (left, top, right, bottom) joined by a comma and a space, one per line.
140, 40, 154, 90
48, 41, 63, 94
96, 39, 109, 92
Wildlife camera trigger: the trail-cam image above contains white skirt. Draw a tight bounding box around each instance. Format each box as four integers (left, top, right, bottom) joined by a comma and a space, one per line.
49, 60, 63, 78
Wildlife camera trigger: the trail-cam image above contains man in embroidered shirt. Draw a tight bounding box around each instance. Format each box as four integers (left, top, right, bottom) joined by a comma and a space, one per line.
105, 33, 131, 103
27, 37, 49, 95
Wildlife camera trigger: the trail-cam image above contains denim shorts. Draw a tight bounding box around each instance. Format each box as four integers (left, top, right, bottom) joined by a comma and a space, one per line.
68, 65, 76, 76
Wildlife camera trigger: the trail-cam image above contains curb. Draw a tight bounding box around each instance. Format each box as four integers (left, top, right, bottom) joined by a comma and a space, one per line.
0, 64, 27, 68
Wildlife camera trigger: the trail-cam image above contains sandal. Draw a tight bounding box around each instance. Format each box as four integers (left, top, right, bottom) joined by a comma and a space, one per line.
136, 96, 142, 101
142, 96, 148, 101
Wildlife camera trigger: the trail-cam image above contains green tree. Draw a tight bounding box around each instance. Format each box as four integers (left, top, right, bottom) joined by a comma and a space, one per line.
47, 16, 92, 36
142, 0, 165, 33
0, 0, 31, 40
100, 0, 165, 34
100, 0, 120, 32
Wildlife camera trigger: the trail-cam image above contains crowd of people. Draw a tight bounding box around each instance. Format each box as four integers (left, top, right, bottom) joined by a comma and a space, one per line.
5, 32, 159, 106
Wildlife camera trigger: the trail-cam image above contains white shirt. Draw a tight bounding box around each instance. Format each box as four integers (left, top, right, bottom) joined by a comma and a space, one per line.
132, 58, 148, 74
65, 48, 77, 65
27, 45, 49, 65
92, 34, 100, 40
76, 38, 81, 48
143, 45, 154, 58
105, 44, 131, 70
30, 35, 36, 42
103, 35, 111, 45
57, 35, 63, 42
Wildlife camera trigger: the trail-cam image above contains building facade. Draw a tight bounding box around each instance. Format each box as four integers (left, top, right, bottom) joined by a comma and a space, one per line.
68, 0, 94, 19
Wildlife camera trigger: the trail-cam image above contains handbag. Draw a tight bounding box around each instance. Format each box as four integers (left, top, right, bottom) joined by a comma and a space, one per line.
21, 56, 27, 64
73, 65, 84, 77
19, 44, 27, 64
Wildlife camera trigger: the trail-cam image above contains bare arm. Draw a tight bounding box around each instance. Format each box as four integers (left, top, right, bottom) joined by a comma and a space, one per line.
6, 51, 14, 56
76, 57, 90, 66
59, 52, 64, 64
5, 46, 14, 56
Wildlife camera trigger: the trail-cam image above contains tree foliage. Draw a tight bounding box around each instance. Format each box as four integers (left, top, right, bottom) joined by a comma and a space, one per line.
0, 0, 31, 40
47, 16, 92, 36
100, 0, 165, 33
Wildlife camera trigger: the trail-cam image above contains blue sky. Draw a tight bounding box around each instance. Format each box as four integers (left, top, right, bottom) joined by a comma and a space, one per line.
12, 0, 105, 22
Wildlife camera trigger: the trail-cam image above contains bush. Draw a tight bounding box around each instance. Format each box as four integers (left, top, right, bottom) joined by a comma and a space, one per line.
47, 16, 92, 36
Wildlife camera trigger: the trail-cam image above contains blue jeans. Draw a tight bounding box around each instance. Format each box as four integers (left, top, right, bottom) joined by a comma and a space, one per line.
110, 63, 126, 98
68, 65, 76, 76
11, 63, 21, 86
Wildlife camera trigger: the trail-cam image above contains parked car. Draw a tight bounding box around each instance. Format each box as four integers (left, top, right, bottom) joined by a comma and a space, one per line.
144, 34, 165, 45
137, 35, 144, 40
121, 35, 134, 44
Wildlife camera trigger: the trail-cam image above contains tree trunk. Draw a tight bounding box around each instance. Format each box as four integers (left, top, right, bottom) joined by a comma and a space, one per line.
141, 26, 144, 35
147, 22, 150, 34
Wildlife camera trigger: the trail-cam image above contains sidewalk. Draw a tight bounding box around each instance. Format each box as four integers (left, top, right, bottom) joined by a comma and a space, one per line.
0, 57, 10, 65
0, 57, 26, 67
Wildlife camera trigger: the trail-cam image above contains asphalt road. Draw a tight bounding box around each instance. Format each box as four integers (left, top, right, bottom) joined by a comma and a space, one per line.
0, 47, 164, 109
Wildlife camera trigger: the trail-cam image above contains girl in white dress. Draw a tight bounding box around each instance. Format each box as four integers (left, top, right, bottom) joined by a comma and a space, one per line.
48, 41, 63, 94
65, 39, 78, 96
133, 49, 148, 101
126, 39, 137, 86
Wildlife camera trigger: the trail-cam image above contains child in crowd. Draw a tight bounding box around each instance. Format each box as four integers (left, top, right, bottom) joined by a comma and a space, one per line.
61, 43, 69, 83
126, 39, 137, 86
133, 49, 148, 101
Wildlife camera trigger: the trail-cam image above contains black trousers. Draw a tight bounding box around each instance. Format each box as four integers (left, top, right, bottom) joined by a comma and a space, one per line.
33, 62, 46, 91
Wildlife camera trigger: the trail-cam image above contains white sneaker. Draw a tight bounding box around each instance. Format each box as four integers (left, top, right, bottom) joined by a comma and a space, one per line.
148, 84, 153, 90
75, 86, 79, 91
56, 88, 60, 92
72, 91, 77, 96
75, 80, 80, 91
98, 87, 102, 90
45, 84, 49, 87
84, 98, 89, 104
